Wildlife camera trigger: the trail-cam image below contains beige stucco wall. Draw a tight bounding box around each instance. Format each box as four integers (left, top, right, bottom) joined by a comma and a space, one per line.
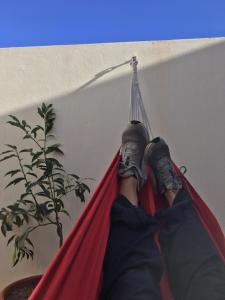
0, 37, 225, 289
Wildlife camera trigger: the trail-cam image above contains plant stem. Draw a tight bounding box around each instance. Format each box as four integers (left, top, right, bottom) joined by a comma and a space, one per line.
15, 149, 39, 207
25, 131, 42, 150
43, 114, 63, 248
28, 222, 55, 234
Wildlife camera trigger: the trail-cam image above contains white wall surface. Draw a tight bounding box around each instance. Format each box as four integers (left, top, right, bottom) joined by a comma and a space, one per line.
0, 38, 225, 289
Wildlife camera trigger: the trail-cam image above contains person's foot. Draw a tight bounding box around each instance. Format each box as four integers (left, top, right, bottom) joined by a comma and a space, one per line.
144, 137, 182, 195
118, 122, 149, 190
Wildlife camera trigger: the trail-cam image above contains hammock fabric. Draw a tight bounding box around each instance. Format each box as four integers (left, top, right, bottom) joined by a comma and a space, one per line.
30, 58, 224, 299
29, 150, 225, 300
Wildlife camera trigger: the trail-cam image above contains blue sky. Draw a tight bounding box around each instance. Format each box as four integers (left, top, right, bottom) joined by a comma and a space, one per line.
0, 0, 225, 48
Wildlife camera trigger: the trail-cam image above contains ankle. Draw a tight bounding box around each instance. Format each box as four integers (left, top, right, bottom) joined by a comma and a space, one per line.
119, 177, 138, 206
165, 190, 178, 206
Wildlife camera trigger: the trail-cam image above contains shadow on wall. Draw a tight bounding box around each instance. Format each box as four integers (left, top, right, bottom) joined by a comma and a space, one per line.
0, 40, 225, 284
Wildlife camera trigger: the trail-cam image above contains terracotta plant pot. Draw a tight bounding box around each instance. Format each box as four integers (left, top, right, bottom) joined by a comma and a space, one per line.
0, 275, 42, 300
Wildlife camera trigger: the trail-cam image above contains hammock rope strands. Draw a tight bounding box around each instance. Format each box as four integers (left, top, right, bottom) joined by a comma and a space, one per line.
129, 56, 153, 138
29, 58, 225, 300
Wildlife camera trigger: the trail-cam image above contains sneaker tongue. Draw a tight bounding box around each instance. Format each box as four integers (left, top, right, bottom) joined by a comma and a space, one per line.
131, 120, 141, 125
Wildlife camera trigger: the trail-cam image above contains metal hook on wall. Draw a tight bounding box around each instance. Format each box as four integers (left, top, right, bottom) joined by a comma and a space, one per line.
130, 56, 138, 72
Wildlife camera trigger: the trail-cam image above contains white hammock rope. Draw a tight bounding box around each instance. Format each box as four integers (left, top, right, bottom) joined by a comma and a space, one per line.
90, 57, 153, 139
129, 57, 154, 139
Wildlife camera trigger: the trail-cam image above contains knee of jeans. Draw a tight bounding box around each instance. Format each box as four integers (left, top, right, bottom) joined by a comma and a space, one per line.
155, 190, 196, 225
111, 197, 157, 230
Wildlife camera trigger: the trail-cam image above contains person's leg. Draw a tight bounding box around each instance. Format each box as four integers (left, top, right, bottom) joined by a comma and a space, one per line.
100, 123, 163, 300
161, 189, 225, 300
101, 178, 163, 300
145, 137, 225, 300
119, 176, 138, 206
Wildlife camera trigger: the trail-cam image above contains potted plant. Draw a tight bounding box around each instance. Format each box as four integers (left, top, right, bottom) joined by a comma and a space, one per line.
0, 103, 90, 299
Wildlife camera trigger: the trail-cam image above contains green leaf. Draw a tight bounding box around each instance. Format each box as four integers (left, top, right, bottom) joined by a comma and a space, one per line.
46, 158, 63, 168
37, 125, 44, 131
21, 120, 31, 129
5, 219, 13, 231
23, 214, 29, 224
46, 110, 55, 119
17, 230, 29, 249
44, 159, 53, 176
29, 249, 34, 260
32, 151, 43, 162
23, 164, 33, 171
7, 204, 19, 210
51, 172, 64, 177
18, 199, 27, 205
5, 177, 25, 189
12, 256, 20, 267
38, 107, 44, 118
55, 198, 64, 210
7, 235, 16, 246
65, 185, 75, 190
1, 223, 7, 236
46, 144, 64, 155
46, 123, 54, 134
56, 188, 66, 197
45, 107, 54, 115
38, 184, 51, 198
5, 169, 21, 177
82, 183, 90, 193
0, 150, 13, 155
35, 173, 47, 184
6, 121, 23, 129
20, 192, 31, 200
0, 154, 17, 162
54, 178, 64, 187
46, 143, 59, 151
69, 174, 79, 180
60, 210, 70, 217
75, 187, 86, 203
25, 181, 37, 192
47, 134, 55, 139
31, 125, 44, 138
42, 103, 47, 113
14, 215, 23, 227
23, 134, 31, 140
26, 238, 34, 248
46, 103, 53, 110
21, 250, 26, 259
5, 144, 17, 150
25, 181, 31, 187
19, 149, 32, 153
40, 180, 49, 185
25, 124, 31, 129
24, 200, 34, 204
35, 191, 51, 198
27, 172, 38, 178
78, 193, 85, 203
8, 115, 19, 122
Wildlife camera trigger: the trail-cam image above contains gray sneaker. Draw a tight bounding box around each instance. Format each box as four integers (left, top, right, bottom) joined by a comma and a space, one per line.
118, 122, 150, 190
144, 137, 182, 194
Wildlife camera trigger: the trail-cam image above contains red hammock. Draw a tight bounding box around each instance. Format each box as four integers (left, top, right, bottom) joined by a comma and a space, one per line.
29, 150, 225, 300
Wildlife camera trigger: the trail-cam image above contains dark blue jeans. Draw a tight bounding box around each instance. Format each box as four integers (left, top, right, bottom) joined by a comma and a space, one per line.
100, 190, 225, 300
